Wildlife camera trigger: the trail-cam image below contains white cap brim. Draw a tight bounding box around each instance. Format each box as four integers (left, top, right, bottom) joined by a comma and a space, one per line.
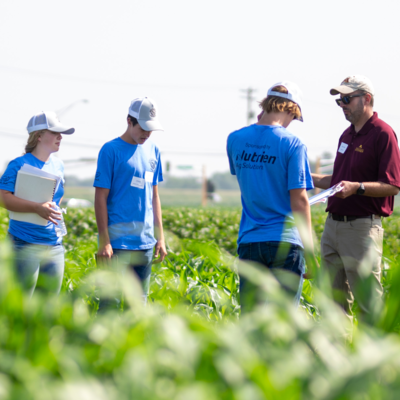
138, 119, 164, 132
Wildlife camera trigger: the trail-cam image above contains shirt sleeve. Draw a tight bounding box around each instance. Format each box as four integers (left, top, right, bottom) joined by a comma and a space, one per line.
227, 137, 236, 175
153, 152, 163, 185
287, 143, 314, 191
0, 158, 23, 192
376, 129, 400, 188
93, 145, 114, 189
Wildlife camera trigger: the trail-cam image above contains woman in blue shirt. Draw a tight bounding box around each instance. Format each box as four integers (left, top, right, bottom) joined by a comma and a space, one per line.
0, 111, 74, 296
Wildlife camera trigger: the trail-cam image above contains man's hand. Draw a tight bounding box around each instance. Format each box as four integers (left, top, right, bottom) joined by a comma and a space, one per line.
153, 239, 167, 264
97, 243, 113, 259
96, 243, 113, 267
335, 181, 359, 199
34, 201, 62, 224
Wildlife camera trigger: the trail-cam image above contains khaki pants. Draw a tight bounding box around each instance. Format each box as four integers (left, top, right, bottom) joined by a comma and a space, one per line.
321, 215, 384, 322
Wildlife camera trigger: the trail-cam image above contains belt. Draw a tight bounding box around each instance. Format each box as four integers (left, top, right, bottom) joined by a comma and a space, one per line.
329, 213, 381, 222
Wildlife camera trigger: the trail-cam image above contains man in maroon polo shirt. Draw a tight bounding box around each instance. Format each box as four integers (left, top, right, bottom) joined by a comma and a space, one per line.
312, 75, 400, 324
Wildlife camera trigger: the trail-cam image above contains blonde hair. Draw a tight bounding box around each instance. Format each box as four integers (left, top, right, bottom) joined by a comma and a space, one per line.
24, 130, 46, 154
259, 85, 302, 120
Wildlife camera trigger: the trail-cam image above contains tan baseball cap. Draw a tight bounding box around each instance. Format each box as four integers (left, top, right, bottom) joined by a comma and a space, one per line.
330, 75, 375, 96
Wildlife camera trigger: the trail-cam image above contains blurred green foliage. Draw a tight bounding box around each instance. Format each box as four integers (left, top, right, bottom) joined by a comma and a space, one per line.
162, 207, 240, 255
1, 206, 400, 399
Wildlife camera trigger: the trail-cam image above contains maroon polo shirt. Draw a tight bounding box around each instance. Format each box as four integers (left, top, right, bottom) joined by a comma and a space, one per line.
327, 112, 400, 217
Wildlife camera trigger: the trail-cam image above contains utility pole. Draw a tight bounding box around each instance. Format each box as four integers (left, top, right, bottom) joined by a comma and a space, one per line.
240, 87, 257, 125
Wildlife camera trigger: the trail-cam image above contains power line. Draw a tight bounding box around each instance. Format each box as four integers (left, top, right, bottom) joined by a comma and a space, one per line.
0, 130, 25, 139
0, 64, 240, 92
0, 128, 103, 149
56, 99, 89, 117
0, 128, 228, 155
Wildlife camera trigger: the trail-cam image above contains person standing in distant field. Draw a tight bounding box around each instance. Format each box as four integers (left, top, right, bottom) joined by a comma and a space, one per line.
227, 81, 317, 312
312, 75, 400, 323
94, 97, 167, 309
0, 111, 74, 296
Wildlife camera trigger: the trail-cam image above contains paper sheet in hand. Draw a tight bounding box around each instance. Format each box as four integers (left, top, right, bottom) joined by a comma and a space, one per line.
9, 165, 59, 226
19, 164, 62, 191
308, 183, 344, 206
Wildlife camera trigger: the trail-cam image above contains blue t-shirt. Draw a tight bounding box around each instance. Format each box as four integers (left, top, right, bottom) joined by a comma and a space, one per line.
0, 153, 65, 245
227, 124, 313, 247
93, 137, 163, 250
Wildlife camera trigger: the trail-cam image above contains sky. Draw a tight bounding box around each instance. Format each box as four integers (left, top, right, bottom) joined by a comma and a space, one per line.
1, 0, 400, 180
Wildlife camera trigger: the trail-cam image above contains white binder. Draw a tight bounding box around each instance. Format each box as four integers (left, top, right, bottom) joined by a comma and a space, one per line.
9, 165, 60, 226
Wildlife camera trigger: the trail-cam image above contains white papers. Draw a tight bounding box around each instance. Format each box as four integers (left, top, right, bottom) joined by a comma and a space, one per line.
10, 166, 59, 226
19, 164, 62, 192
308, 183, 344, 206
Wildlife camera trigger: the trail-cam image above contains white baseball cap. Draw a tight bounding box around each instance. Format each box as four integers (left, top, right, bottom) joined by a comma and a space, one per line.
330, 75, 375, 96
267, 81, 304, 122
27, 111, 75, 135
128, 97, 164, 132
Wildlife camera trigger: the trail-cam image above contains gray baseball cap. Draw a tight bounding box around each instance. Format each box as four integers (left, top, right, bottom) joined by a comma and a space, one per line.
128, 97, 164, 132
27, 111, 75, 135
330, 75, 375, 96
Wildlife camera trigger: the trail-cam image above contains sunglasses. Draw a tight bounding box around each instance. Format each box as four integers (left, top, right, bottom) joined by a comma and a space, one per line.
335, 93, 365, 106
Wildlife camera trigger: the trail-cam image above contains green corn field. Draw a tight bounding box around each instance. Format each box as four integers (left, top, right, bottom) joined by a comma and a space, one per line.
1, 206, 400, 399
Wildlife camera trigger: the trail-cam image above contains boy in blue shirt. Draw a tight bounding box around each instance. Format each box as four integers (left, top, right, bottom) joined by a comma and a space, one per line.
227, 81, 317, 311
94, 97, 167, 307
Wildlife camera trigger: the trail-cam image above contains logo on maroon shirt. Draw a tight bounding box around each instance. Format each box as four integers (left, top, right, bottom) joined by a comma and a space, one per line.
355, 145, 364, 153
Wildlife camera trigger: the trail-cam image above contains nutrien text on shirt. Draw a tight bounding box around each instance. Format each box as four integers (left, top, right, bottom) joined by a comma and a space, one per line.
227, 124, 313, 247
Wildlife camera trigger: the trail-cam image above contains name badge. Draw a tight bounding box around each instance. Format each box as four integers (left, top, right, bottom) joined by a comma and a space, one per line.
338, 142, 348, 154
131, 176, 145, 189
145, 171, 154, 183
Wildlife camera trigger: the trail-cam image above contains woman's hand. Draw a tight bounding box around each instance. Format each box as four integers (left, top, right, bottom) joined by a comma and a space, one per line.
34, 201, 62, 225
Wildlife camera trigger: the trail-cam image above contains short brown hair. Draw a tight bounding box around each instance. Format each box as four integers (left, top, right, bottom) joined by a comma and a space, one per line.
24, 130, 45, 154
127, 115, 139, 126
259, 85, 302, 120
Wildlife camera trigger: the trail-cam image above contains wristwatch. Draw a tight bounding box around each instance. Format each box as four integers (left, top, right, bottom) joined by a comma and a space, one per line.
356, 182, 365, 195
